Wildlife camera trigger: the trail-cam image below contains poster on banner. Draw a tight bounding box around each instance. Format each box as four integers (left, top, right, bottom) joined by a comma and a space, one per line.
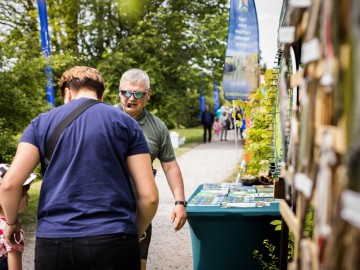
223, 0, 260, 101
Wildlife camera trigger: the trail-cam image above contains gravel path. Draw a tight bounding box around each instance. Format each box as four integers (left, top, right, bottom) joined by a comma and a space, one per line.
147, 129, 242, 270
22, 129, 243, 270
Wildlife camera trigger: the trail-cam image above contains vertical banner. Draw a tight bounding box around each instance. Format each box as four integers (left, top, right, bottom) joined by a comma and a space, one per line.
199, 94, 205, 113
223, 0, 260, 101
213, 83, 220, 112
37, 0, 55, 108
199, 76, 205, 119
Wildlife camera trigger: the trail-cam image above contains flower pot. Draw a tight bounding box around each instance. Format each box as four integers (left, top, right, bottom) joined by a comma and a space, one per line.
241, 175, 260, 186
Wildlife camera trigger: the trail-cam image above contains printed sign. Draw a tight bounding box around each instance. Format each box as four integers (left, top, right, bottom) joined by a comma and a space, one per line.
223, 0, 260, 100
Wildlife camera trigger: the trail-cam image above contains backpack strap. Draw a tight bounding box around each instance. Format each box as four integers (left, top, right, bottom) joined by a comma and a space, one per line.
44, 99, 99, 167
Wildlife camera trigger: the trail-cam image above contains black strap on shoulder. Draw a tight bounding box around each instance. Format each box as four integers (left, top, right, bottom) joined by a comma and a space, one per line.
44, 99, 99, 167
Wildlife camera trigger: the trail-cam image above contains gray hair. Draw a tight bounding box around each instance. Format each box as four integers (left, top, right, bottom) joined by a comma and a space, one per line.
119, 69, 150, 89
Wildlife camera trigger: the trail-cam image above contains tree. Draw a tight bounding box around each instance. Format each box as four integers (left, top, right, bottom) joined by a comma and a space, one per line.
99, 0, 229, 127
0, 0, 231, 155
0, 45, 81, 162
0, 52, 47, 162
0, 0, 40, 59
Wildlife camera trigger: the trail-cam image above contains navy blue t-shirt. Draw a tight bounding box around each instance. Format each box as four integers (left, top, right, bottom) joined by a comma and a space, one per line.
20, 98, 150, 238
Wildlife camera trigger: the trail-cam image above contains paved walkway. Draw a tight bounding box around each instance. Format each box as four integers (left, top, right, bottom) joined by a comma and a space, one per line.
147, 129, 244, 269
22, 129, 244, 270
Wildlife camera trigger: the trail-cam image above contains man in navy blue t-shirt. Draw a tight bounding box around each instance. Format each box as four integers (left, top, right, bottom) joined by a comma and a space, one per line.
0, 66, 159, 270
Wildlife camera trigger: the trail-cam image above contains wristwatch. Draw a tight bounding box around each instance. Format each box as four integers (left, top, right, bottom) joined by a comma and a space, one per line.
175, 201, 188, 207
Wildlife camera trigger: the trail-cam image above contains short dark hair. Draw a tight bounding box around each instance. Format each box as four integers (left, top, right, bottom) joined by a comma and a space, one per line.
58, 66, 105, 98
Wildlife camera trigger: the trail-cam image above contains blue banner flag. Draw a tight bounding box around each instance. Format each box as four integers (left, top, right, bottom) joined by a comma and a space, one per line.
213, 83, 220, 111
223, 0, 260, 100
200, 95, 205, 112
199, 94, 206, 119
37, 0, 55, 108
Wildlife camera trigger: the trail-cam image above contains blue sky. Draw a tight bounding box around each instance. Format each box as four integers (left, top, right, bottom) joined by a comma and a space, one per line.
255, 0, 283, 68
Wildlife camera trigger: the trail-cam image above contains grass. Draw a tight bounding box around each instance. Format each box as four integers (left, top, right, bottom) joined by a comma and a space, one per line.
152, 126, 203, 169
171, 126, 204, 155
21, 126, 204, 233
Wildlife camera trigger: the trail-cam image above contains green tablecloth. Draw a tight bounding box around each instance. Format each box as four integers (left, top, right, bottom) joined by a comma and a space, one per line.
187, 184, 281, 270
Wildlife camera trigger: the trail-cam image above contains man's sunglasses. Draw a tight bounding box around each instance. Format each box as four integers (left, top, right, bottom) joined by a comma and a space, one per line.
119, 90, 148, 99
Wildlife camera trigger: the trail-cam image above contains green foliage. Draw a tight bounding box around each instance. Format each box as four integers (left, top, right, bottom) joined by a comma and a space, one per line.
254, 209, 315, 268
0, 49, 82, 162
0, 55, 48, 162
287, 231, 295, 262
304, 206, 314, 238
270, 219, 282, 231
0, 0, 230, 158
253, 239, 279, 270
253, 219, 283, 270
0, 0, 40, 59
269, 219, 294, 262
242, 70, 278, 176
97, 0, 229, 128
253, 219, 282, 269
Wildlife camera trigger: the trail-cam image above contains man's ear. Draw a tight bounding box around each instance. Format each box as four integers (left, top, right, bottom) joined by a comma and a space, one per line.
63, 87, 72, 104
146, 89, 151, 101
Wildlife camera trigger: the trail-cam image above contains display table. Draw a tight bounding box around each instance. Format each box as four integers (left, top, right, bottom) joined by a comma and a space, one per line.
187, 184, 281, 270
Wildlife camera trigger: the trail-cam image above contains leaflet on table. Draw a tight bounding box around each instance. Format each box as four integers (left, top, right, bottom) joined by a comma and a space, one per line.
223, 202, 258, 208
221, 183, 250, 189
222, 201, 276, 208
254, 185, 274, 194
201, 183, 274, 191
222, 200, 280, 208
202, 183, 247, 190
188, 190, 227, 206
229, 189, 257, 196
224, 192, 275, 203
202, 183, 226, 190
188, 183, 277, 206
254, 193, 274, 199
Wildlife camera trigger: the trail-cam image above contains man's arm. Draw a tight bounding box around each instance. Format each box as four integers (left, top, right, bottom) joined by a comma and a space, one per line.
127, 153, 159, 236
161, 160, 187, 231
7, 249, 22, 270
0, 142, 40, 251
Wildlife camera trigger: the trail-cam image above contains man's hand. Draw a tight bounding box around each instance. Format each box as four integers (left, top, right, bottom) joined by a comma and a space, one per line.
4, 221, 24, 252
171, 205, 187, 231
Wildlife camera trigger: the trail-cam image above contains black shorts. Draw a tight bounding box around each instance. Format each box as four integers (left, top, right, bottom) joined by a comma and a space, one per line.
139, 223, 152, 260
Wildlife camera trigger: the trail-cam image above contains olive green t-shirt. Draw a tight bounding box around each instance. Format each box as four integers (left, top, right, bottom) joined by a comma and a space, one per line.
115, 105, 175, 163
135, 109, 175, 163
